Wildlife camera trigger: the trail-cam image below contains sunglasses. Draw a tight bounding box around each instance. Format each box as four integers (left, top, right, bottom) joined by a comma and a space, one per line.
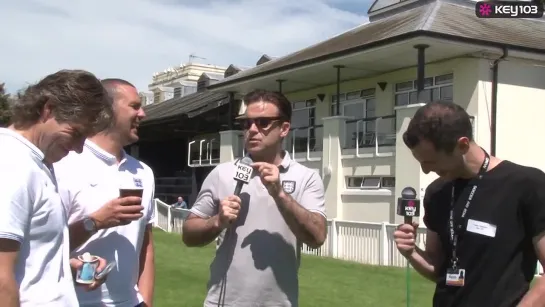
238, 117, 284, 130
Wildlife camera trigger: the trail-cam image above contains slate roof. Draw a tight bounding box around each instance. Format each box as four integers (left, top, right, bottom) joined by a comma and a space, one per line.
142, 91, 228, 125
208, 0, 545, 89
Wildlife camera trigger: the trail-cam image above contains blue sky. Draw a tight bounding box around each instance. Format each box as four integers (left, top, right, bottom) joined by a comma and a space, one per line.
1, 0, 372, 93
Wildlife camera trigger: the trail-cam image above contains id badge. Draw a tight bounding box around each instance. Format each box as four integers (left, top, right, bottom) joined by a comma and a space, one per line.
445, 268, 465, 287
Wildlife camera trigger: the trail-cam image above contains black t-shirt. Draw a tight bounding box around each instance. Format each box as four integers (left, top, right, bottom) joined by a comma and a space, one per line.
423, 161, 545, 307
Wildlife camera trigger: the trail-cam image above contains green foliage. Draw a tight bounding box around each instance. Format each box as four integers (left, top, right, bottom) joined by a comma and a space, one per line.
0, 83, 11, 127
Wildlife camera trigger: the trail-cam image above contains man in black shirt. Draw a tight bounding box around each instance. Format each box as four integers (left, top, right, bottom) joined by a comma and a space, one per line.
393, 101, 545, 307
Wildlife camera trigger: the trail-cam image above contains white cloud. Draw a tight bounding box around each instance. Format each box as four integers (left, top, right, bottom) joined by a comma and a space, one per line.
0, 0, 369, 93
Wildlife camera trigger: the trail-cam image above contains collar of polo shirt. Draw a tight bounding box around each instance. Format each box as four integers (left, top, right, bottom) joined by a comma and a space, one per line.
84, 140, 127, 165
0, 128, 45, 163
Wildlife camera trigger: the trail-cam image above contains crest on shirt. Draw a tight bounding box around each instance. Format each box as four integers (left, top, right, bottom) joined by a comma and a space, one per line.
281, 180, 296, 194
133, 178, 143, 188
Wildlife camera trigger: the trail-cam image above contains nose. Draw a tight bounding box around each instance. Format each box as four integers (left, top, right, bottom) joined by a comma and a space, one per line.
137, 108, 146, 119
248, 122, 259, 133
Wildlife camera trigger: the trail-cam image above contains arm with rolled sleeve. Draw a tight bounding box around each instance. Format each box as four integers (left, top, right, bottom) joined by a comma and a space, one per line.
182, 166, 222, 247
0, 163, 34, 307
274, 170, 327, 249
518, 168, 545, 307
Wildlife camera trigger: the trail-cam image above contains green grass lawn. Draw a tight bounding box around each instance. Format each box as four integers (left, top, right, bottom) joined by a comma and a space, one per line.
153, 230, 435, 306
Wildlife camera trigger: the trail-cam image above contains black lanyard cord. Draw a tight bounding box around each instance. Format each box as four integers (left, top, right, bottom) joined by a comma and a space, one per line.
449, 149, 491, 269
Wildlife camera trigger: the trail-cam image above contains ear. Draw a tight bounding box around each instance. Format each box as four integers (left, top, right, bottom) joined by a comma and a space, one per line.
39, 99, 55, 123
456, 137, 471, 155
280, 121, 290, 138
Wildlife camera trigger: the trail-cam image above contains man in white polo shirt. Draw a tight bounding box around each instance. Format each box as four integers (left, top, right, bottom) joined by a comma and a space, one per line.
182, 89, 328, 307
55, 78, 155, 307
0, 70, 113, 306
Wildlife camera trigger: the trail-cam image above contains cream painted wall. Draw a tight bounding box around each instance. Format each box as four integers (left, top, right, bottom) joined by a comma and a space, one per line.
283, 58, 485, 222
284, 58, 481, 125
495, 61, 545, 170
215, 57, 545, 223
342, 156, 394, 177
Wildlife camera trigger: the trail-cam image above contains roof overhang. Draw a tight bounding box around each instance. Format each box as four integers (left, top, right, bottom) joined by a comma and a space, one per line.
141, 91, 229, 127
208, 33, 545, 94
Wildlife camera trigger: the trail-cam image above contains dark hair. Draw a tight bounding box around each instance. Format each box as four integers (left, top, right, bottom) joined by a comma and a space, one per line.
11, 69, 113, 133
402, 101, 473, 153
242, 89, 292, 121
101, 78, 136, 100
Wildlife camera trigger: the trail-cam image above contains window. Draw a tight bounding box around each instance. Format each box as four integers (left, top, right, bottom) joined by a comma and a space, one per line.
346, 176, 395, 189
197, 80, 208, 92
331, 88, 376, 148
183, 85, 197, 96
174, 87, 182, 98
287, 99, 320, 152
153, 91, 160, 104
394, 73, 453, 107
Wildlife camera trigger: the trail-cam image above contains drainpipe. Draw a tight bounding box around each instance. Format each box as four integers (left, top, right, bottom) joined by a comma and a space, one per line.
227, 91, 234, 130
414, 45, 429, 101
490, 47, 508, 156
333, 65, 344, 115
276, 79, 285, 93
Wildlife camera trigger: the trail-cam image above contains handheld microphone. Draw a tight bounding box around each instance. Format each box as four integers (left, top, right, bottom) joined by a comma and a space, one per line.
233, 156, 253, 196
396, 186, 420, 224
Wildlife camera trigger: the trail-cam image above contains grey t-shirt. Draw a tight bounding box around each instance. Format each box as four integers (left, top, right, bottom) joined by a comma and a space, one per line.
190, 152, 326, 307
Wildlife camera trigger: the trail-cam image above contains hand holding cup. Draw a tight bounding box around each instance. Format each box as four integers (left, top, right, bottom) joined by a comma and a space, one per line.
71, 253, 108, 291
90, 188, 144, 230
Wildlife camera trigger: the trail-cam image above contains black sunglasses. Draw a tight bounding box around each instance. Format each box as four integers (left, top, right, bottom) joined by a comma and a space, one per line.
238, 117, 284, 130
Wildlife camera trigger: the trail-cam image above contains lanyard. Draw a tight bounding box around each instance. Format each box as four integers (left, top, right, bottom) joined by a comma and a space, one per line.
449, 150, 490, 269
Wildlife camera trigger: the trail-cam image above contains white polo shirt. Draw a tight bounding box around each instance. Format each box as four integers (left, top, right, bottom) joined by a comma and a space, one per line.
54, 140, 155, 307
0, 128, 78, 306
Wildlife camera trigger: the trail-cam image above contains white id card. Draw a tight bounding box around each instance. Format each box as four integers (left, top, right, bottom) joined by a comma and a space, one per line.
446, 268, 465, 287
466, 219, 496, 238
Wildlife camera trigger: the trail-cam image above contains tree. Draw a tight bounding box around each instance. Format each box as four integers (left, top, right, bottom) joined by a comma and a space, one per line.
0, 83, 11, 127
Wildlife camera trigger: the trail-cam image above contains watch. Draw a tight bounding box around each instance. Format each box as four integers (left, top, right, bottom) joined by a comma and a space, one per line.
83, 217, 97, 234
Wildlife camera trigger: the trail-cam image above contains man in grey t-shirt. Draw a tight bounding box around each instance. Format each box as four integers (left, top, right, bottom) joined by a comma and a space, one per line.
182, 89, 327, 307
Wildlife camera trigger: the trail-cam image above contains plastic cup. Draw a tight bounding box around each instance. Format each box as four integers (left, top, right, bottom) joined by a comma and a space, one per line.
119, 187, 143, 199
76, 254, 100, 284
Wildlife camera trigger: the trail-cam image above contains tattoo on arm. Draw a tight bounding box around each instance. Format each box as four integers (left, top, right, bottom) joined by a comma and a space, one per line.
275, 193, 326, 248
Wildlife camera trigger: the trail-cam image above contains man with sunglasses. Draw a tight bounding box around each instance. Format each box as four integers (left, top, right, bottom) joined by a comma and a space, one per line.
182, 89, 327, 307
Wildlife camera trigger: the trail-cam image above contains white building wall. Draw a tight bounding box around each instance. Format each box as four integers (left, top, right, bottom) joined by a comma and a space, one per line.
215, 57, 545, 223
495, 61, 545, 171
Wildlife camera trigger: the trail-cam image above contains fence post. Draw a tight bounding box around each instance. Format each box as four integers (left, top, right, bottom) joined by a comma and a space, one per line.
167, 208, 172, 232
330, 219, 338, 258
380, 222, 388, 266
152, 199, 158, 228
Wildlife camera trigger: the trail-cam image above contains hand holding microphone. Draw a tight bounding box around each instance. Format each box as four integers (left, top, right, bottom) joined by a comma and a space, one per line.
393, 187, 421, 258
220, 156, 253, 228
218, 195, 241, 228
394, 222, 420, 257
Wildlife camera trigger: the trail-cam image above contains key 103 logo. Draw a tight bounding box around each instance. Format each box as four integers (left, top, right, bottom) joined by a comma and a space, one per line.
476, 1, 543, 18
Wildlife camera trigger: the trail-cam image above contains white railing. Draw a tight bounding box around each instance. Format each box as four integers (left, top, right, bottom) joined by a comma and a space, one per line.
152, 199, 544, 276
187, 137, 220, 168
344, 115, 396, 157
284, 125, 323, 161
153, 199, 191, 233
237, 126, 324, 162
